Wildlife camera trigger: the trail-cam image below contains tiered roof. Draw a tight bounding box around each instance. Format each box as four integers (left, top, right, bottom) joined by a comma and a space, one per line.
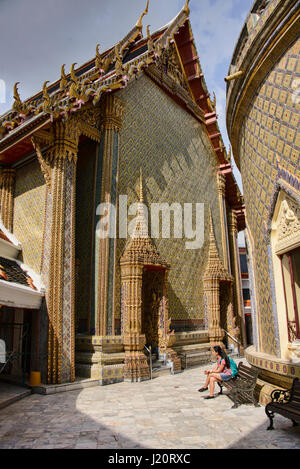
0, 0, 244, 228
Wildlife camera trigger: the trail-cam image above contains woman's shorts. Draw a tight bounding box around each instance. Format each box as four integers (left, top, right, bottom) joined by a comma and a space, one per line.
220, 373, 232, 382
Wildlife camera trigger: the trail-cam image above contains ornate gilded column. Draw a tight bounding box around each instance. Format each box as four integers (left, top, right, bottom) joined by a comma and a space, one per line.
204, 210, 233, 347
0, 168, 16, 231
40, 118, 80, 384
228, 209, 246, 350
217, 172, 230, 272
96, 94, 125, 336
121, 262, 150, 382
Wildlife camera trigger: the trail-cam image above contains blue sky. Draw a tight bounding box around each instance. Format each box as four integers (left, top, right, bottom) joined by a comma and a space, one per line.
0, 0, 252, 203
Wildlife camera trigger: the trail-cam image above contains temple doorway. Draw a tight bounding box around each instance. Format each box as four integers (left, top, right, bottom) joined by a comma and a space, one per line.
142, 267, 165, 355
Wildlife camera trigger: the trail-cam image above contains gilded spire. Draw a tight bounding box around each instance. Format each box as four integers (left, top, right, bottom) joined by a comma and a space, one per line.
183, 0, 190, 15
139, 167, 144, 203
136, 0, 149, 29
204, 206, 232, 281
208, 209, 220, 262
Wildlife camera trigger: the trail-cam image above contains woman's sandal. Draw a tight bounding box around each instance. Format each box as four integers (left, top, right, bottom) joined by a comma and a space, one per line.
204, 395, 215, 399
198, 387, 208, 392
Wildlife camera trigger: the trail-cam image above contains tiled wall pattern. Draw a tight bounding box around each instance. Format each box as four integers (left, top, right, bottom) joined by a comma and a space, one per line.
13, 159, 46, 274
239, 38, 300, 355
116, 74, 223, 328
75, 141, 97, 332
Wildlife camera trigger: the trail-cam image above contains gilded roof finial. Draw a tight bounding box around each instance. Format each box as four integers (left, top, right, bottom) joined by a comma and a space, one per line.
114, 45, 123, 75
60, 64, 68, 91
139, 168, 144, 203
12, 82, 23, 113
147, 25, 154, 53
136, 0, 149, 30
42, 81, 51, 113
70, 63, 78, 84
95, 44, 104, 70
183, 0, 190, 15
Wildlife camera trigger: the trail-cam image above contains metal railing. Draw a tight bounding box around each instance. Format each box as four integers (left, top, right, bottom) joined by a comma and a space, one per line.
223, 329, 242, 357
144, 345, 153, 380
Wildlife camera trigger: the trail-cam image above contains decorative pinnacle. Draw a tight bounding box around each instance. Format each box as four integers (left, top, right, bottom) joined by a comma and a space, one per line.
183, 0, 190, 15
139, 168, 144, 203
95, 44, 103, 69
12, 82, 22, 112
60, 64, 68, 90
70, 63, 78, 83
42, 81, 50, 98
136, 0, 150, 29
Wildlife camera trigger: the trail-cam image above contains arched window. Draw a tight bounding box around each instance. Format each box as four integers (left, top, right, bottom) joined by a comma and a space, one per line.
280, 248, 300, 342
271, 190, 300, 359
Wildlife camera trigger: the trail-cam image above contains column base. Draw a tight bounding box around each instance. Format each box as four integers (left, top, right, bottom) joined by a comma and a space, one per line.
75, 335, 125, 385
123, 351, 150, 382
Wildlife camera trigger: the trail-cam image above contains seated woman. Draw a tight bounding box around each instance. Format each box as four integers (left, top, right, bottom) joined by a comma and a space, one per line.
198, 345, 233, 399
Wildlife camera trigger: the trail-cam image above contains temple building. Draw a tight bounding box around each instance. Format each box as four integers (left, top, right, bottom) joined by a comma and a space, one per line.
0, 1, 245, 388
226, 0, 299, 404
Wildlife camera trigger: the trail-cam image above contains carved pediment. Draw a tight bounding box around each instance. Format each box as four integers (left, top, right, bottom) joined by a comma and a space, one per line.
275, 194, 300, 254
157, 45, 189, 92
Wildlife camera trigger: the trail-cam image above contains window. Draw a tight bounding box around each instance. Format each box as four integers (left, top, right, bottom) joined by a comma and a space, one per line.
240, 254, 248, 275
243, 288, 251, 301
281, 248, 300, 342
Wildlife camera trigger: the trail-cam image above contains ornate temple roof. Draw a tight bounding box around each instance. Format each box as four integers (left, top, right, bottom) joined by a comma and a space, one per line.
0, 0, 244, 227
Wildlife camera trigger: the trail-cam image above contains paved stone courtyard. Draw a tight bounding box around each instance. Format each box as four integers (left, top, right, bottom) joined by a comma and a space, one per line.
0, 362, 299, 449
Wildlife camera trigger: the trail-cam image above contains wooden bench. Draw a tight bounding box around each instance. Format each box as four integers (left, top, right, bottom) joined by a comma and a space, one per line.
265, 377, 300, 430
217, 362, 260, 409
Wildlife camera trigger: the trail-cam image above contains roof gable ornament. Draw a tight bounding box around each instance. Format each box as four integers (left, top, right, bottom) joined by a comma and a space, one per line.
136, 0, 150, 30
12, 83, 23, 114
183, 0, 190, 15
60, 64, 68, 91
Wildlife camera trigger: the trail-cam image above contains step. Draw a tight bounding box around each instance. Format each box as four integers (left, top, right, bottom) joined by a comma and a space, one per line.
152, 366, 172, 378
0, 383, 32, 409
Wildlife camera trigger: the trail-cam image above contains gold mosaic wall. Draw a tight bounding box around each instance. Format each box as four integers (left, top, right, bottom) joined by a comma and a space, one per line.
116, 74, 222, 327
13, 159, 46, 274
239, 38, 300, 355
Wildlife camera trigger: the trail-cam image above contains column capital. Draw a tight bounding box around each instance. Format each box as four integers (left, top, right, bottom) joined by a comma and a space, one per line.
47, 118, 80, 164
217, 172, 226, 196
0, 168, 16, 186
228, 209, 238, 236
100, 94, 125, 132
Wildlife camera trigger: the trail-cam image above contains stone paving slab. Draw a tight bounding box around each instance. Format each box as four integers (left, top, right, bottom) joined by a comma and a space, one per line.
0, 382, 31, 409
0, 361, 299, 449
